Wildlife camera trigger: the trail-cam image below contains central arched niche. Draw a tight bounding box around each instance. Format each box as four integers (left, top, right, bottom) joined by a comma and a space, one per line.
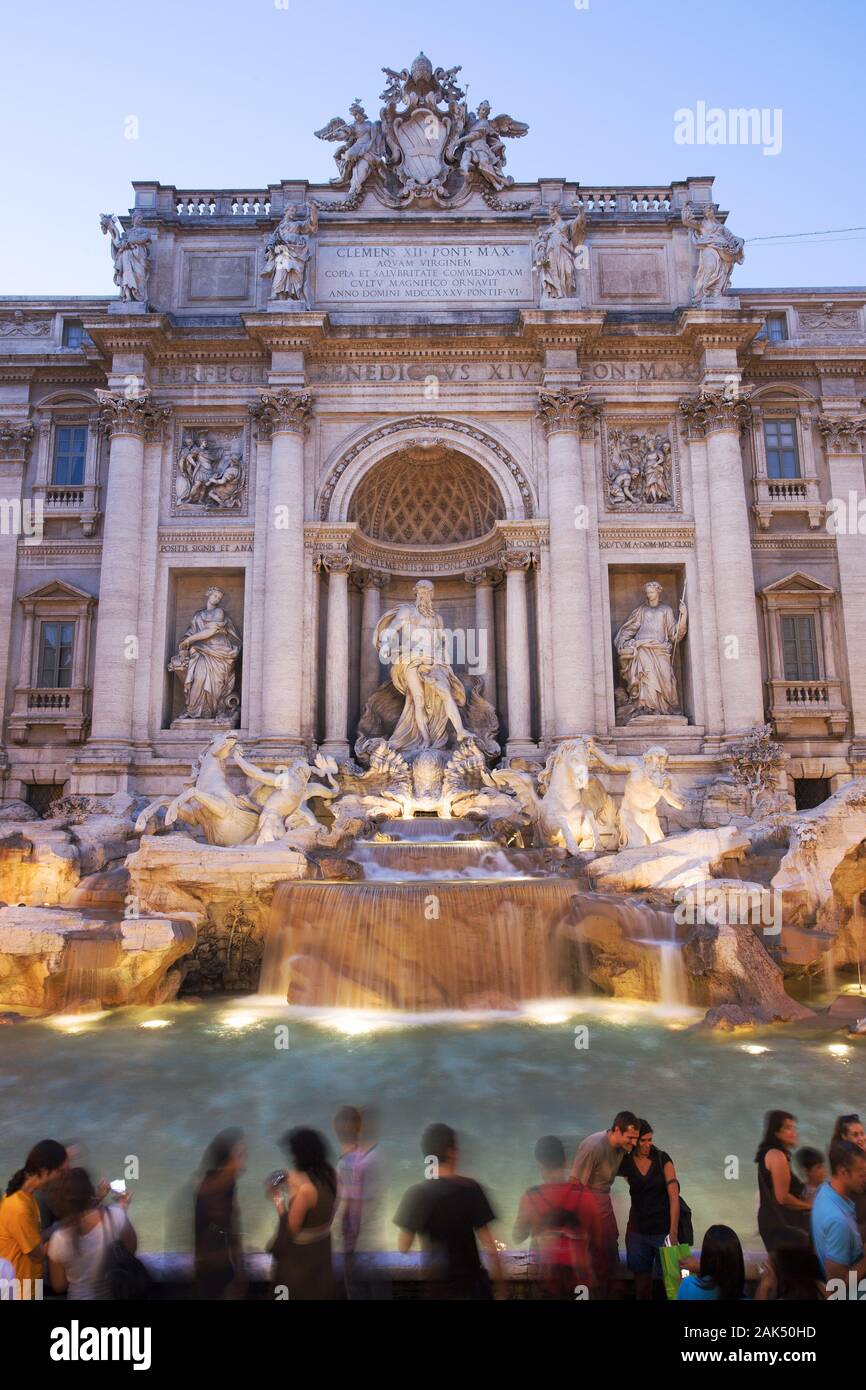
349, 444, 506, 546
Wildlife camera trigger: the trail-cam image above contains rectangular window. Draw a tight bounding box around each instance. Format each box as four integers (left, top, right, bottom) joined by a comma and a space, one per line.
764, 420, 800, 479
781, 614, 818, 681
37, 621, 75, 688
51, 426, 87, 486
764, 314, 788, 343
62, 321, 86, 349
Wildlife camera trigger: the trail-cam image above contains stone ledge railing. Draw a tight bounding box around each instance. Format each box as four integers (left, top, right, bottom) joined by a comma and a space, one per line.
174, 192, 272, 217
136, 1246, 769, 1292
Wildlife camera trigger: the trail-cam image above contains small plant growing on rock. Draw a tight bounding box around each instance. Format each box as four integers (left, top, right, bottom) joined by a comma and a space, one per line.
727, 724, 788, 820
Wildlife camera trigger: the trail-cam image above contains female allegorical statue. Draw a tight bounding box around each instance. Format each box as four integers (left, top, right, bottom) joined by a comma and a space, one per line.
170, 586, 242, 723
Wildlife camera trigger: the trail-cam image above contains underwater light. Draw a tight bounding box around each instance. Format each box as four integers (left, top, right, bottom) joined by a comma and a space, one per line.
741, 1044, 769, 1056
828, 1043, 851, 1059
525, 1003, 571, 1025
220, 1010, 261, 1031
48, 1011, 108, 1033
139, 1018, 172, 1030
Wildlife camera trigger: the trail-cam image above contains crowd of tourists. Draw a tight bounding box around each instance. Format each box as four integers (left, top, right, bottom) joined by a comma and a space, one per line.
1, 1107, 865, 1301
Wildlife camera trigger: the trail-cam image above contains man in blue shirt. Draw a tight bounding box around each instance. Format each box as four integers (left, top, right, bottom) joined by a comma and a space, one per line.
811, 1141, 866, 1293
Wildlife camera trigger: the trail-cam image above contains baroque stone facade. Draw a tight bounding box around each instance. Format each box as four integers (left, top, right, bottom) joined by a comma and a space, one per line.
1, 52, 865, 806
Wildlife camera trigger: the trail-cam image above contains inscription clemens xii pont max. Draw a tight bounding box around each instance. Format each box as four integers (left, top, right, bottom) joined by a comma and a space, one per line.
316, 242, 533, 302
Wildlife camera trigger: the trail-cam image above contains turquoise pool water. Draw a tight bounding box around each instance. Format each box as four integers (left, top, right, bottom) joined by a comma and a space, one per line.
2, 996, 862, 1255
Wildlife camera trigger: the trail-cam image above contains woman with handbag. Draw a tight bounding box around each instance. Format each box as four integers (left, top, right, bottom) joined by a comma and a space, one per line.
618, 1118, 692, 1299
47, 1168, 139, 1300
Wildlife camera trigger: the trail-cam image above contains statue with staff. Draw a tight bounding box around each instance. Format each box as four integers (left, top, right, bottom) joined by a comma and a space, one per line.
614, 579, 687, 718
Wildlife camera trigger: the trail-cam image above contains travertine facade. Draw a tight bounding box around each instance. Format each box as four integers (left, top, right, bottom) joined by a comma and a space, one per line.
1, 54, 865, 808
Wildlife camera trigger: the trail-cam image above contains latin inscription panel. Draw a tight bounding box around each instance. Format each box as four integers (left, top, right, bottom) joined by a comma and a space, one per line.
315, 241, 534, 304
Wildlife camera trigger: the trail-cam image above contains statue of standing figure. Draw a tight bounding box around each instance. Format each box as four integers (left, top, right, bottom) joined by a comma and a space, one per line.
375, 579, 471, 752
100, 211, 151, 303
261, 202, 318, 303
534, 204, 587, 299
169, 586, 241, 724
681, 202, 744, 301
614, 581, 687, 718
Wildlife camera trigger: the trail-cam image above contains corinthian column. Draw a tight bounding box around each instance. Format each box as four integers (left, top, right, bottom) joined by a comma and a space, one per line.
464, 568, 498, 714
358, 570, 388, 707
536, 387, 598, 738
89, 390, 171, 745
680, 387, 764, 733
817, 414, 866, 748
320, 549, 352, 757
499, 548, 535, 753
250, 390, 313, 746
0, 421, 34, 729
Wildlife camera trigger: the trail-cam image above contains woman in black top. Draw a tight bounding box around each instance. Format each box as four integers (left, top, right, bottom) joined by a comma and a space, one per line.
194, 1129, 247, 1300
755, 1110, 811, 1255
618, 1118, 682, 1299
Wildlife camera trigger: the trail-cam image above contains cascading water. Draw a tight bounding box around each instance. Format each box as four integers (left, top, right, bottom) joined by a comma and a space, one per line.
258, 821, 691, 1012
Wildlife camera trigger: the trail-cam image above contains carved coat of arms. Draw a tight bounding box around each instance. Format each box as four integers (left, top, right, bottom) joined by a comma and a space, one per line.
315, 52, 530, 210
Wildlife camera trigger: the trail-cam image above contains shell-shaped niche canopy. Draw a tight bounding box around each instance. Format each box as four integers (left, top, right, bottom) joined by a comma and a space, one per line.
349, 446, 505, 547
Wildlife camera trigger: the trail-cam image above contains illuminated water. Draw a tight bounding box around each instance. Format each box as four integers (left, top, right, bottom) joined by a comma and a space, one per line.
2, 996, 862, 1256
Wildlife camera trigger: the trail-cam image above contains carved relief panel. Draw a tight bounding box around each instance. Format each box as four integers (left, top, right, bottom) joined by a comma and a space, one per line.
601, 419, 680, 513
169, 417, 251, 518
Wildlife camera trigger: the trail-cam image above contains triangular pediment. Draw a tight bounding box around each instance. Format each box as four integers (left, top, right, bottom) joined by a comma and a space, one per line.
760, 571, 834, 596
18, 579, 94, 603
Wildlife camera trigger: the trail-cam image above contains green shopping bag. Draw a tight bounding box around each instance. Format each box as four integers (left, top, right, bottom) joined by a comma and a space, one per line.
659, 1241, 692, 1300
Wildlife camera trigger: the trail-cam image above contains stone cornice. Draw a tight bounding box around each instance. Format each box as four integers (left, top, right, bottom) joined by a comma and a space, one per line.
302, 518, 548, 577
536, 386, 600, 437
95, 388, 172, 441
249, 389, 314, 437
0, 419, 34, 461
815, 414, 866, 454
750, 533, 837, 552
679, 387, 753, 438
598, 524, 695, 550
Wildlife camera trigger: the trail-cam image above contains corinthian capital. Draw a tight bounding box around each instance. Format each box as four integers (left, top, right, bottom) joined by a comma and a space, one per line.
250, 389, 313, 437
0, 419, 34, 461
536, 386, 599, 437
319, 548, 352, 575
499, 547, 535, 574
95, 388, 172, 441
678, 386, 753, 438
816, 415, 866, 454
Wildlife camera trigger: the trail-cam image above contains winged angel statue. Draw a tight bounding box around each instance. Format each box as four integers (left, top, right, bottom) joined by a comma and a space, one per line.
314, 52, 530, 208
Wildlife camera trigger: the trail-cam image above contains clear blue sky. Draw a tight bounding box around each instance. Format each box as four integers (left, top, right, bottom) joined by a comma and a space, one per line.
2, 0, 864, 295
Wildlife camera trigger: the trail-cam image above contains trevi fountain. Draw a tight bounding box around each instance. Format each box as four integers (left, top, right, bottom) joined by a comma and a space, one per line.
2, 51, 866, 1260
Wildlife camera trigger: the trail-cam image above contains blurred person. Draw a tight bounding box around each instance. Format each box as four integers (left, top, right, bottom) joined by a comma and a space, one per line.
47, 1168, 137, 1300
831, 1114, 866, 1242
512, 1135, 602, 1298
755, 1110, 811, 1253
569, 1110, 639, 1292
795, 1146, 827, 1203
333, 1104, 388, 1300
811, 1140, 866, 1286
194, 1128, 247, 1300
0, 1139, 67, 1297
394, 1122, 504, 1300
677, 1224, 747, 1301
755, 1242, 825, 1301
619, 1118, 689, 1300
268, 1127, 337, 1300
